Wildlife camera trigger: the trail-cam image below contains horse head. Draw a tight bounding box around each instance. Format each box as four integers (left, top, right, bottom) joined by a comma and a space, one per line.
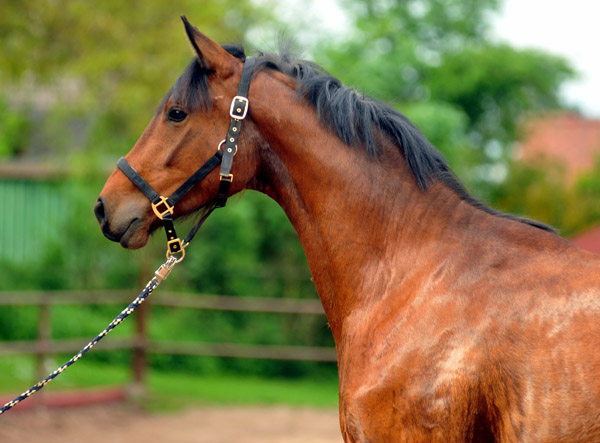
95, 17, 264, 250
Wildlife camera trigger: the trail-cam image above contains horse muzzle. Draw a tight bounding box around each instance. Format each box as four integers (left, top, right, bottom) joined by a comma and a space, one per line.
94, 196, 151, 249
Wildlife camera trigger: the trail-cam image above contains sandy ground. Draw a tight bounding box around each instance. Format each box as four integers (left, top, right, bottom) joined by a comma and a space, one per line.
0, 404, 343, 443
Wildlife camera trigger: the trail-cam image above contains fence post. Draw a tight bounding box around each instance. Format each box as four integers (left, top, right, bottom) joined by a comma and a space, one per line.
131, 255, 151, 394
35, 294, 51, 407
133, 301, 147, 388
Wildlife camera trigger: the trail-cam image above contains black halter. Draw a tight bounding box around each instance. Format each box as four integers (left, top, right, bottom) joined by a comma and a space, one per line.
117, 57, 257, 260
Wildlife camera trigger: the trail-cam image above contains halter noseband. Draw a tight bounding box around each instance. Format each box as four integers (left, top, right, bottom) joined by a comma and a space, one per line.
117, 57, 257, 261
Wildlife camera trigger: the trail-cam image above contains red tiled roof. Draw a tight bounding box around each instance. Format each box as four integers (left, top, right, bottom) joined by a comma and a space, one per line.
518, 112, 600, 179
571, 226, 600, 255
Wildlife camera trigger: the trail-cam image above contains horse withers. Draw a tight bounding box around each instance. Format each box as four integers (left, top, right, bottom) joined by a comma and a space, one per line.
95, 17, 600, 442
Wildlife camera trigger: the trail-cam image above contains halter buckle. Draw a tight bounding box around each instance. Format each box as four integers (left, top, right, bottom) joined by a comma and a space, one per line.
166, 238, 186, 263
152, 196, 174, 220
167, 238, 183, 254
230, 96, 249, 120
220, 173, 233, 183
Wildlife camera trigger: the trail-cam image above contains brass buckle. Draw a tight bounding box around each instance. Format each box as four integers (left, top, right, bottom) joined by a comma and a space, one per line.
220, 173, 233, 182
152, 196, 174, 220
229, 96, 249, 120
166, 238, 186, 262
167, 238, 183, 254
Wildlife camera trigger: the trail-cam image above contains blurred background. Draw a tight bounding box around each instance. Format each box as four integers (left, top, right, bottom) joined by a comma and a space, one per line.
1, 0, 599, 437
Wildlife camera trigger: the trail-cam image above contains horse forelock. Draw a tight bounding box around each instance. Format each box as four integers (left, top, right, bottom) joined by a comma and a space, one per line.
164, 58, 213, 112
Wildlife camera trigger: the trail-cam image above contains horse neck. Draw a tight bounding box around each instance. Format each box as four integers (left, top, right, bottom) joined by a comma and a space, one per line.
249, 74, 477, 342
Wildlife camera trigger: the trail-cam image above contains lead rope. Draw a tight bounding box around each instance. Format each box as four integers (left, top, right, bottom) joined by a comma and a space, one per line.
0, 255, 180, 415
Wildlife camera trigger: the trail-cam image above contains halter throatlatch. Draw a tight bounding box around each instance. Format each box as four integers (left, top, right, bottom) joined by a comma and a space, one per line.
117, 57, 256, 260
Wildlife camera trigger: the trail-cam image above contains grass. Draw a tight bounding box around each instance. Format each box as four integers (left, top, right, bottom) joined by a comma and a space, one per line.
146, 370, 339, 411
0, 356, 339, 412
0, 355, 131, 393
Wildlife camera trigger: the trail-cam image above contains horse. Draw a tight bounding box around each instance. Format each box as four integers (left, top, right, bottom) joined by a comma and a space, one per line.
95, 17, 600, 442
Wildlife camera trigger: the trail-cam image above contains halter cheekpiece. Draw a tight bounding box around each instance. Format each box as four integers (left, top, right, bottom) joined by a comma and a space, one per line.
117, 57, 257, 261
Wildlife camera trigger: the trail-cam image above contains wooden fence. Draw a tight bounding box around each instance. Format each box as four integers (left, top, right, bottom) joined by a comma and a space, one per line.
0, 290, 336, 390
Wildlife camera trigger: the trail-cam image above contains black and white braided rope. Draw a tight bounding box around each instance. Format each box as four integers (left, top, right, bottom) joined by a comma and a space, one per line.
0, 256, 177, 415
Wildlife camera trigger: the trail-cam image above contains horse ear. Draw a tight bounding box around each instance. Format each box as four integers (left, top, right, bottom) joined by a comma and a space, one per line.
181, 16, 237, 76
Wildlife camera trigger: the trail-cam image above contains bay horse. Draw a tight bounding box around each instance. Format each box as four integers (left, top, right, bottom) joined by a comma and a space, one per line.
95, 17, 600, 442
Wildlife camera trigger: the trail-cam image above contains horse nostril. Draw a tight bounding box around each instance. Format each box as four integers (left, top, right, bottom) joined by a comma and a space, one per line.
94, 197, 106, 225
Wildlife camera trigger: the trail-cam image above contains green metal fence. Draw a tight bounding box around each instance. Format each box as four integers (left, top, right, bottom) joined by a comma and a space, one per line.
0, 179, 70, 263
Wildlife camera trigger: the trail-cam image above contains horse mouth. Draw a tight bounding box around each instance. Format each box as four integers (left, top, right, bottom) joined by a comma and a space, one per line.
117, 218, 147, 249
99, 216, 149, 250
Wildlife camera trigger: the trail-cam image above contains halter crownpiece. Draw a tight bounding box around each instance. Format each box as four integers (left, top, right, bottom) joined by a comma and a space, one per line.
117, 56, 256, 260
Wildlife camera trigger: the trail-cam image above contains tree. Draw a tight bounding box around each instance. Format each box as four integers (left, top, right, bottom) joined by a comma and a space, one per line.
0, 0, 275, 159
426, 44, 573, 148
313, 0, 574, 196
488, 156, 600, 237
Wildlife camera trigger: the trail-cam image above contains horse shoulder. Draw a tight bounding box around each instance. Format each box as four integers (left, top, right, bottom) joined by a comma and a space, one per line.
337, 289, 489, 441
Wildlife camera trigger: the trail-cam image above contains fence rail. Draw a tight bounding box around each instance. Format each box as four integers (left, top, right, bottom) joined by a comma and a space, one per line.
0, 290, 326, 314
0, 290, 336, 391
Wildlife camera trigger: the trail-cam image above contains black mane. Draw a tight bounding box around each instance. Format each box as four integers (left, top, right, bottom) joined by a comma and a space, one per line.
170, 44, 555, 233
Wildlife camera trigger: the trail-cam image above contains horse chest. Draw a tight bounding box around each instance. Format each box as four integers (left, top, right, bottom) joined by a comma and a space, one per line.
337, 327, 484, 442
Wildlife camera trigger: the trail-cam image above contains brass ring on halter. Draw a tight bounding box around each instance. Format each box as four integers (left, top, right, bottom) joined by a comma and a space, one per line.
165, 245, 185, 263
217, 139, 238, 156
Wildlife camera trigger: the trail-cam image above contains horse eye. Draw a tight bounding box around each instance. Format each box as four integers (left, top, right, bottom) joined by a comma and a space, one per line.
167, 108, 187, 122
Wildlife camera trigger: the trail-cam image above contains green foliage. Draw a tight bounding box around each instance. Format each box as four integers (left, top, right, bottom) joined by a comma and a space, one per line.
321, 0, 501, 101
426, 44, 574, 146
488, 159, 570, 231
1, 1, 268, 81
177, 192, 314, 298
401, 101, 474, 176
0, 177, 328, 377
0, 0, 275, 159
0, 96, 31, 158
571, 165, 600, 233
488, 157, 600, 236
